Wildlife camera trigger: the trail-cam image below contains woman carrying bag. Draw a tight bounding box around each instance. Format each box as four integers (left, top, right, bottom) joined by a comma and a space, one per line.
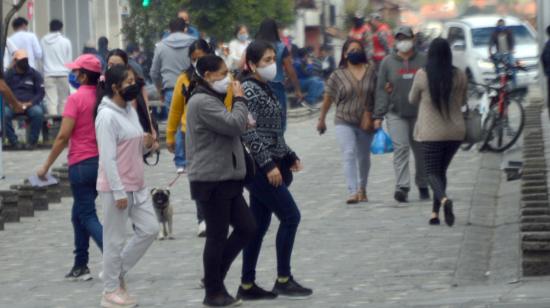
408, 38, 468, 227
317, 39, 378, 204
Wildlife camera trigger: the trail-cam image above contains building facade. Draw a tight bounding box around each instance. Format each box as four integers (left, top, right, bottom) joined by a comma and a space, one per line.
3, 0, 124, 56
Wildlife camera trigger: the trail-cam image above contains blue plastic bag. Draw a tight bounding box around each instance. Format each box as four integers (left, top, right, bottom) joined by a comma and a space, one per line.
370, 129, 394, 154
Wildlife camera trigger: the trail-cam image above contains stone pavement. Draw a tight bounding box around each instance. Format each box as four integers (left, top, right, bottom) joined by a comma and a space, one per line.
1, 112, 550, 308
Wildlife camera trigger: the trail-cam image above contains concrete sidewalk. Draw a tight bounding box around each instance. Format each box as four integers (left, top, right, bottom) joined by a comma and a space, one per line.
0, 110, 548, 307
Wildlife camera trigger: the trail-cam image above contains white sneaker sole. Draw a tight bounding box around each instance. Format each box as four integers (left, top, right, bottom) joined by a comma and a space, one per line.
65, 273, 92, 281
274, 293, 312, 300
100, 298, 137, 308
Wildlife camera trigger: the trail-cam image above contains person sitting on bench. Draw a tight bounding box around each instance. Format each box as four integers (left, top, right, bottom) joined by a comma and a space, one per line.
4, 49, 45, 150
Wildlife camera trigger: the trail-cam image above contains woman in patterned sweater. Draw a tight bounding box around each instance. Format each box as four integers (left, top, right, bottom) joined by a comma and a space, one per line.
237, 40, 313, 301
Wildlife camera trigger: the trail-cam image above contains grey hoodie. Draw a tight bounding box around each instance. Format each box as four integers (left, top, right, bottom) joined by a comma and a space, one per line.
150, 32, 196, 90
185, 85, 249, 182
374, 51, 427, 119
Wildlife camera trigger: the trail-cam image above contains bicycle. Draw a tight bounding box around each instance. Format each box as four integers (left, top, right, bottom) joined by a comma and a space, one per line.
464, 59, 527, 153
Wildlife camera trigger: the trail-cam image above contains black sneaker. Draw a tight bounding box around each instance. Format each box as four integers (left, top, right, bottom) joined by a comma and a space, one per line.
394, 189, 408, 203
65, 266, 92, 281
419, 188, 431, 200
272, 276, 313, 299
203, 293, 242, 307
237, 283, 277, 301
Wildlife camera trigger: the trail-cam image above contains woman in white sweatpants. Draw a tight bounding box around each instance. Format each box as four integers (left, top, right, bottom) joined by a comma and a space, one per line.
95, 64, 159, 308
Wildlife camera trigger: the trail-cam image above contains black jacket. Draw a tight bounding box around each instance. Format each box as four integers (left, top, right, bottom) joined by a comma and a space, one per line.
489, 29, 515, 54
5, 67, 45, 106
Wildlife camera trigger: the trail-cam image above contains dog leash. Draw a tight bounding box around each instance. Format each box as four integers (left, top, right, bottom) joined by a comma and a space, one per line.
167, 173, 183, 188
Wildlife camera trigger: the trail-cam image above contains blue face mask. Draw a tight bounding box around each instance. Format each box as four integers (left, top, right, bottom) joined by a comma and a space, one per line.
497, 25, 506, 32
238, 33, 249, 42
68, 72, 80, 89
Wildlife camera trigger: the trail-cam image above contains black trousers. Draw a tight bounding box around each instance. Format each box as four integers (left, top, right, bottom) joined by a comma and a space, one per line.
190, 180, 256, 297
421, 141, 461, 213
547, 78, 550, 116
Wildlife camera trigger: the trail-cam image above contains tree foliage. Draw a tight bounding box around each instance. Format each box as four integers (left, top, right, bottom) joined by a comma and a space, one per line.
123, 0, 294, 54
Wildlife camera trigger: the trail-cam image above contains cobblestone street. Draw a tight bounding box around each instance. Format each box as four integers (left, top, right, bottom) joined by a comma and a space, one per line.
1, 114, 549, 307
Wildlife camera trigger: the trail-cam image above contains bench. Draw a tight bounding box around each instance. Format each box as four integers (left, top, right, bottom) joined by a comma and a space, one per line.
2, 114, 62, 147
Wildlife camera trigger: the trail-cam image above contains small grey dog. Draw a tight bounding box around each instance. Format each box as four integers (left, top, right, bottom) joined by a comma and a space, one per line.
151, 188, 174, 240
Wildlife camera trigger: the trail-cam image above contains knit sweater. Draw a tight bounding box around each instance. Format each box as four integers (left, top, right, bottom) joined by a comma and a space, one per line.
408, 68, 468, 142
241, 78, 298, 173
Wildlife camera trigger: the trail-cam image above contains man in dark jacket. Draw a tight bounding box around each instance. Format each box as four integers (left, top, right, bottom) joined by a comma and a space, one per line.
542, 25, 550, 115
4, 49, 45, 149
489, 19, 516, 82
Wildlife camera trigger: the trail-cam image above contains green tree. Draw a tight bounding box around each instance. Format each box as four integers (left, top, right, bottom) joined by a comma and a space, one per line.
123, 0, 294, 56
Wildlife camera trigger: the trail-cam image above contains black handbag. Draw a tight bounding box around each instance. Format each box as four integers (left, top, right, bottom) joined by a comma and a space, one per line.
242, 143, 256, 184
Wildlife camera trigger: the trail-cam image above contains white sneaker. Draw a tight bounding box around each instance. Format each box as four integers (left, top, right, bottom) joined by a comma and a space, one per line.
176, 167, 186, 174
197, 221, 206, 237
101, 288, 137, 308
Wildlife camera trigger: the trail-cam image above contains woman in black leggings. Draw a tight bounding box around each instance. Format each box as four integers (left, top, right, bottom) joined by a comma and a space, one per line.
408, 38, 468, 226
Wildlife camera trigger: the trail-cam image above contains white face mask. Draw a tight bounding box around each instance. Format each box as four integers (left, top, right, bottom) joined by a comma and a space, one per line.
192, 60, 198, 68
211, 75, 230, 94
396, 40, 414, 53
256, 63, 277, 82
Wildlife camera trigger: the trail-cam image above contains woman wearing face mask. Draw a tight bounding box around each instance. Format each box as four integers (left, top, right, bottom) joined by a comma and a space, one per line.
167, 39, 233, 236
37, 54, 103, 281
237, 40, 312, 301
104, 49, 160, 156
256, 19, 303, 132
185, 55, 256, 307
227, 25, 251, 72
95, 65, 159, 308
317, 39, 378, 204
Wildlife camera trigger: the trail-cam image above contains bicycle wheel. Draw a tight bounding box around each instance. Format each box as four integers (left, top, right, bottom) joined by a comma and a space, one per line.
483, 97, 525, 152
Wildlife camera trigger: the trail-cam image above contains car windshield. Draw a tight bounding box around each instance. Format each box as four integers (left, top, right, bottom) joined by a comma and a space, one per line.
471, 25, 535, 46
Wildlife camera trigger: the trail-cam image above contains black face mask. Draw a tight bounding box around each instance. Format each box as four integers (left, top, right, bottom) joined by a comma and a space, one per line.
120, 84, 141, 102
347, 51, 367, 65
16, 59, 30, 72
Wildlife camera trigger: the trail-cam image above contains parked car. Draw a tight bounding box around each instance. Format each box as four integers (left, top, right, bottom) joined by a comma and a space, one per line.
442, 15, 539, 88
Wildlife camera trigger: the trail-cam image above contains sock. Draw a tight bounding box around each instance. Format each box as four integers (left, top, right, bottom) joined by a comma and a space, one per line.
277, 276, 289, 284
241, 283, 253, 290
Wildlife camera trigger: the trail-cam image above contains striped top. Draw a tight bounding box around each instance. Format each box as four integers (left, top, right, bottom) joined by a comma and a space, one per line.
325, 64, 377, 126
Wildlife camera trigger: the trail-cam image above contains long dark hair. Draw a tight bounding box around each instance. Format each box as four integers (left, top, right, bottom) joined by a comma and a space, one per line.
238, 40, 275, 80
184, 41, 216, 101
338, 39, 365, 68
256, 19, 280, 43
187, 55, 225, 100
425, 38, 454, 118
106, 49, 128, 67
95, 65, 130, 118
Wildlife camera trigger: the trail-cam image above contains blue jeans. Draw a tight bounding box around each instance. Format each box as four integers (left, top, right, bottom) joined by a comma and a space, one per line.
334, 124, 374, 194
4, 104, 44, 145
153, 89, 173, 121
174, 130, 186, 168
242, 163, 301, 283
492, 52, 517, 86
299, 77, 324, 104
268, 82, 287, 132
68, 156, 103, 268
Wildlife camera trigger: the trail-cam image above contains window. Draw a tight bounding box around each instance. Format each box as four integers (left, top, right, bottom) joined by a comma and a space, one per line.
471, 25, 535, 47
447, 26, 466, 46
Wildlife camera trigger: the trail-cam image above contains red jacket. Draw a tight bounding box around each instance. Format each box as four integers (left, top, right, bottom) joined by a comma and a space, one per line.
372, 23, 394, 62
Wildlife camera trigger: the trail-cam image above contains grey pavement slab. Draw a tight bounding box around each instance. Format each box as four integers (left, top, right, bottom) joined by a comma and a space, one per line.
0, 111, 548, 307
